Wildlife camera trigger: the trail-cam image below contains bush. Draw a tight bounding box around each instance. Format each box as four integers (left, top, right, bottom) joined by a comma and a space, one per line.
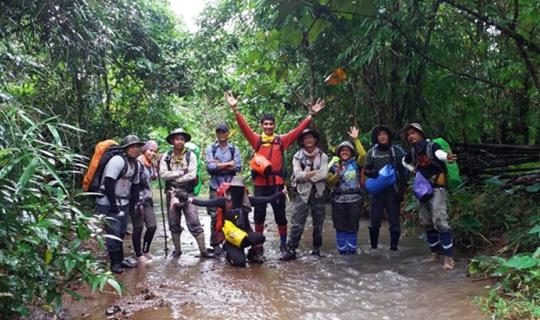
0, 104, 121, 317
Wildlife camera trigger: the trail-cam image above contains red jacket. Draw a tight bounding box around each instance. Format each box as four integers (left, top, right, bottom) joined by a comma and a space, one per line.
235, 112, 312, 186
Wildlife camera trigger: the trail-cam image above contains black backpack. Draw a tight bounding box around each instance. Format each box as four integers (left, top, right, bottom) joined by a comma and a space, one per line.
90, 151, 138, 193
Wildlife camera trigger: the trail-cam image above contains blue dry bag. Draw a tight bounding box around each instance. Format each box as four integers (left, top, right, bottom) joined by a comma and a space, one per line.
365, 164, 397, 195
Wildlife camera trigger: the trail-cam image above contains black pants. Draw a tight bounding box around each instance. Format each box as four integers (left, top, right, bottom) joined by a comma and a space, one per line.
253, 185, 286, 226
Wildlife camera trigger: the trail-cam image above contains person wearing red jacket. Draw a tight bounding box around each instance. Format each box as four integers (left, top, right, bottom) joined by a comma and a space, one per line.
224, 91, 326, 261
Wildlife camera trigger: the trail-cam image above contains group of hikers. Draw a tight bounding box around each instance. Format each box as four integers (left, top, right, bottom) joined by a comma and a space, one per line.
90, 91, 458, 275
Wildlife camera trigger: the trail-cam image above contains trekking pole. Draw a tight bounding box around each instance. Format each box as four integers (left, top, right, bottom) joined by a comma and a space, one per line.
156, 168, 169, 257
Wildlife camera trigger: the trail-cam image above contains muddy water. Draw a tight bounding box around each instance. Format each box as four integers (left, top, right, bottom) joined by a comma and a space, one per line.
71, 203, 488, 320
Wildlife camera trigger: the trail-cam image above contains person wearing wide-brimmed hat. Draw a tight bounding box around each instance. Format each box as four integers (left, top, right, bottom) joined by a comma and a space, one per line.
327, 126, 367, 255
224, 91, 326, 262
205, 123, 242, 255
401, 123, 458, 270
159, 128, 212, 258
95, 134, 144, 274
281, 128, 328, 261
364, 125, 407, 252
175, 176, 285, 267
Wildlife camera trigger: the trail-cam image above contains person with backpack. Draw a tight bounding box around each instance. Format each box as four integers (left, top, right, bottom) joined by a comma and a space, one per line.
224, 91, 326, 262
175, 176, 285, 267
401, 123, 458, 270
327, 127, 366, 254
364, 125, 406, 252
132, 140, 159, 264
205, 123, 242, 255
159, 128, 212, 259
280, 128, 328, 261
95, 135, 143, 274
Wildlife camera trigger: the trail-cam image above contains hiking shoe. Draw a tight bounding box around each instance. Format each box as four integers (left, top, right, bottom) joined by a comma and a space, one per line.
279, 249, 297, 261
423, 253, 439, 263
199, 249, 214, 258
310, 249, 321, 257
121, 257, 138, 268
211, 244, 222, 256
110, 263, 123, 274
171, 250, 182, 258
443, 257, 455, 270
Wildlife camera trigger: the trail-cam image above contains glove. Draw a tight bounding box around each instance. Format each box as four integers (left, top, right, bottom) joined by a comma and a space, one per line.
175, 190, 189, 201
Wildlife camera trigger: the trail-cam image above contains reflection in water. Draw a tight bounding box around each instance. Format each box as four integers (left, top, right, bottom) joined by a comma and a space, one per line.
78, 203, 487, 320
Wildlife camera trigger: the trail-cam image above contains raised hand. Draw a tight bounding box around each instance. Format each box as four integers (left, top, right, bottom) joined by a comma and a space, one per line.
348, 126, 359, 139
309, 98, 326, 115
224, 90, 238, 109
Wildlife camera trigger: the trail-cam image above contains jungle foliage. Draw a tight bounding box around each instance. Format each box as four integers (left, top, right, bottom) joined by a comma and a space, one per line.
1, 0, 540, 318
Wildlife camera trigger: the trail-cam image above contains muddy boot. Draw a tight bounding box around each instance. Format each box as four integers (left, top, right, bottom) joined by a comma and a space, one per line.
109, 251, 123, 274
195, 233, 213, 258
279, 248, 296, 262
171, 233, 182, 258
369, 227, 379, 249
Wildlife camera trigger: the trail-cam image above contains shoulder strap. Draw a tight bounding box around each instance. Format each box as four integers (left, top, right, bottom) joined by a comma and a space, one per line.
211, 142, 219, 158
229, 145, 235, 160
164, 150, 173, 171
186, 149, 191, 165
276, 136, 284, 153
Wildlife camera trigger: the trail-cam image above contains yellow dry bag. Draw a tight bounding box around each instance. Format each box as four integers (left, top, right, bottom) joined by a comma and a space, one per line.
222, 220, 248, 248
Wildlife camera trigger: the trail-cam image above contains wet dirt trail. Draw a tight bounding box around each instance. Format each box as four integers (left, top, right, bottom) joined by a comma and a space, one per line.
68, 202, 489, 320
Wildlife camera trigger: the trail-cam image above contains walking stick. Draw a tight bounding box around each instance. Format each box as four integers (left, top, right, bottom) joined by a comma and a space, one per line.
157, 167, 169, 257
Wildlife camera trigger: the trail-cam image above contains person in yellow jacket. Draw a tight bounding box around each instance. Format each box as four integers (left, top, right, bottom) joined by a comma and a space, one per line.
327, 126, 366, 254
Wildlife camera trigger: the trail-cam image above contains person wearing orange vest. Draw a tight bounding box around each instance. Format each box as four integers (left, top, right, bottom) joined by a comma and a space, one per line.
224, 91, 326, 261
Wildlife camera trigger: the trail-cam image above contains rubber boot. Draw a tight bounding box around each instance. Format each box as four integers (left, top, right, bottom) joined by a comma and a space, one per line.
171, 233, 182, 258
195, 233, 213, 258
390, 231, 400, 251
109, 251, 123, 274
369, 227, 379, 249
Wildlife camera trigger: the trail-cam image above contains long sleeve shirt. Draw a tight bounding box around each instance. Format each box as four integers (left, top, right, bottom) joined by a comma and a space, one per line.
205, 142, 242, 190
291, 148, 328, 203
235, 112, 312, 186
159, 149, 197, 186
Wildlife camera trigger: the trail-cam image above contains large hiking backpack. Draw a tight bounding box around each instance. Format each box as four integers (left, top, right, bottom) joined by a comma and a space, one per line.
432, 137, 462, 189
83, 140, 121, 192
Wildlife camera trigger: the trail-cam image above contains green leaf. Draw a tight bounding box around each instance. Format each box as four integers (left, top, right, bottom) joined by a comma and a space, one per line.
525, 183, 540, 193
107, 278, 123, 295
503, 255, 539, 270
